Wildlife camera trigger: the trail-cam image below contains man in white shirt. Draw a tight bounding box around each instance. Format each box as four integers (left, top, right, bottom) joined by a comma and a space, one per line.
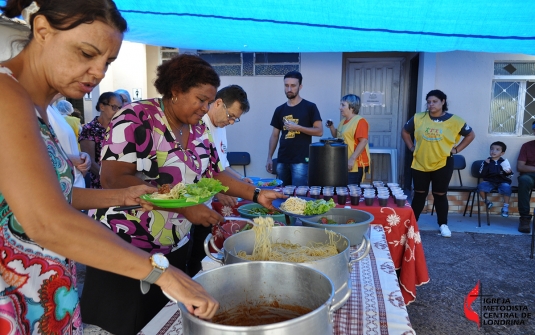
188, 85, 252, 276
202, 84, 252, 206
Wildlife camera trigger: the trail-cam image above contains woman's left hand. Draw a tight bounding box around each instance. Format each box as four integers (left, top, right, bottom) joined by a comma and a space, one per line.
121, 184, 158, 208
257, 189, 286, 210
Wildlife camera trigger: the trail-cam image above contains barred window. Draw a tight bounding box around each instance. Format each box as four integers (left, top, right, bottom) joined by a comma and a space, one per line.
490, 62, 535, 135
198, 51, 300, 76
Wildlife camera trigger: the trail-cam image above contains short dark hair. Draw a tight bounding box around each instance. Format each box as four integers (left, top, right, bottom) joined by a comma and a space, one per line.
154, 54, 220, 99
284, 70, 303, 85
491, 141, 507, 152
1, 0, 127, 43
426, 89, 448, 112
96, 92, 121, 112
216, 85, 250, 114
341, 94, 361, 114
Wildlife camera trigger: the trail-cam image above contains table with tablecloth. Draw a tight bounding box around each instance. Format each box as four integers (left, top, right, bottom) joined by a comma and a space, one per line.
334, 196, 429, 305
211, 195, 429, 305
139, 225, 416, 335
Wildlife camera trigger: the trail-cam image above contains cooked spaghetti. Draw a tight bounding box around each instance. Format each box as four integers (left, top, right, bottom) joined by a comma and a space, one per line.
237, 217, 339, 263
279, 197, 307, 214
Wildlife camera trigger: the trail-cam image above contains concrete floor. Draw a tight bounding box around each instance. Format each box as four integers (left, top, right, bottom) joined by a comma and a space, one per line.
417, 211, 528, 236
407, 212, 535, 335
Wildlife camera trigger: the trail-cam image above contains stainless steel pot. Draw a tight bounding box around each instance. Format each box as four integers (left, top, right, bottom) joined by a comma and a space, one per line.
179, 262, 335, 335
205, 223, 370, 310
300, 208, 373, 246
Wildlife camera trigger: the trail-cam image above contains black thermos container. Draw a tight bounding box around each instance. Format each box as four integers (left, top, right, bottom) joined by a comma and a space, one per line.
308, 138, 348, 187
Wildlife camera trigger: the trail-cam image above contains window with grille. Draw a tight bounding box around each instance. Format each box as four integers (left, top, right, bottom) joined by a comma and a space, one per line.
490, 62, 535, 135
198, 51, 300, 76
160, 47, 178, 63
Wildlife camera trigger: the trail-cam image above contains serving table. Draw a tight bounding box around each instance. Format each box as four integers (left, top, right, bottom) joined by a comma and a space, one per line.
139, 225, 416, 335
212, 194, 429, 305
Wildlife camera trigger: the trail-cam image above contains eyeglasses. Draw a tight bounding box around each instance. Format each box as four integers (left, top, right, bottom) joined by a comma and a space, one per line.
223, 103, 240, 123
102, 102, 122, 111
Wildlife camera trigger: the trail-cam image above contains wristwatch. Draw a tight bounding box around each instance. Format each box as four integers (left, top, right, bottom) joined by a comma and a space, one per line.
253, 187, 261, 203
140, 253, 169, 294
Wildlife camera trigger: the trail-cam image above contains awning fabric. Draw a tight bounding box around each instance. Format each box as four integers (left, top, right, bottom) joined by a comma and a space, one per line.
3, 1, 535, 54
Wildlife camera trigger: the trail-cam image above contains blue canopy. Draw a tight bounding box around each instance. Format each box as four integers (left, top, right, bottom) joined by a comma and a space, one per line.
4, 0, 535, 54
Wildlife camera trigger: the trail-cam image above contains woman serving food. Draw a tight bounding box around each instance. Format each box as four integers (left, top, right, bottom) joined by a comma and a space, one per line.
81, 54, 284, 334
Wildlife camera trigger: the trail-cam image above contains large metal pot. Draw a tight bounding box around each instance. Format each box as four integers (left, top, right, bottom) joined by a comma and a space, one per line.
179, 262, 335, 335
205, 224, 370, 310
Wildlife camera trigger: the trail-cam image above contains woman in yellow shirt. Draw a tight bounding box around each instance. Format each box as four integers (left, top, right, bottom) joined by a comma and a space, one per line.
401, 90, 475, 237
327, 94, 370, 185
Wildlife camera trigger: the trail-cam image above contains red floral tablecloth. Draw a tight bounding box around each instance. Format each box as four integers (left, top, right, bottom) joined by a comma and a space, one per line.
334, 196, 429, 305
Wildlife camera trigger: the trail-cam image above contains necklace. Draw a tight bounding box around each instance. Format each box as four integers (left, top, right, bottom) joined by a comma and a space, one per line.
178, 124, 187, 136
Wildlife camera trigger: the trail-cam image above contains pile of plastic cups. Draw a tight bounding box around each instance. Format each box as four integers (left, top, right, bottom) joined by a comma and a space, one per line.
335, 187, 348, 205
347, 184, 361, 206
282, 185, 296, 196
295, 186, 309, 196
323, 186, 334, 201
309, 186, 322, 199
387, 183, 408, 207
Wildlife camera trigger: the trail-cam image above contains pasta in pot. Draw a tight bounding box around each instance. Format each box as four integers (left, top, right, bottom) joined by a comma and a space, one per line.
237, 217, 339, 263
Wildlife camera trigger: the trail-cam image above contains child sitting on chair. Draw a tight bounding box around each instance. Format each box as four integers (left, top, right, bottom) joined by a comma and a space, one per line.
477, 141, 513, 217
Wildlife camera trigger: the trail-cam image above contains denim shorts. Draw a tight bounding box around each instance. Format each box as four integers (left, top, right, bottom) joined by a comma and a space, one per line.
477, 181, 512, 196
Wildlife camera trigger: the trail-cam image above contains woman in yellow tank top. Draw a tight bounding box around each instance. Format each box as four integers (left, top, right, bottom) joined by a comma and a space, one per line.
327, 94, 370, 185
401, 90, 475, 238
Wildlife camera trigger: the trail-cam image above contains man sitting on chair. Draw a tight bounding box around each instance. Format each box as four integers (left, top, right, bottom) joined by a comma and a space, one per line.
517, 121, 535, 234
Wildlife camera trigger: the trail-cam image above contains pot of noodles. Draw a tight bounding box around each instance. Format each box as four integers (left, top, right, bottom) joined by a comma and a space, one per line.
179, 262, 335, 335
204, 217, 370, 311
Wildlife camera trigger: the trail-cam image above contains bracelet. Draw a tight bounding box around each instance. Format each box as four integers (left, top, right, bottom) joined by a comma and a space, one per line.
410, 146, 415, 151
454, 147, 458, 154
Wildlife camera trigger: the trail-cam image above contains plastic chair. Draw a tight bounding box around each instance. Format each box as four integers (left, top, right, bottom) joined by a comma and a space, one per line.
431, 155, 477, 217
227, 152, 250, 176
470, 160, 492, 227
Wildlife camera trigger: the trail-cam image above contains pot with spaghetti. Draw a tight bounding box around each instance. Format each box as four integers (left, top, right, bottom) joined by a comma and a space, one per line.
179, 262, 335, 334
204, 217, 370, 311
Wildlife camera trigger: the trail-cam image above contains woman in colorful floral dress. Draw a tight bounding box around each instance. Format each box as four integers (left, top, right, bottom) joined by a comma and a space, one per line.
0, 1, 220, 334
79, 92, 123, 188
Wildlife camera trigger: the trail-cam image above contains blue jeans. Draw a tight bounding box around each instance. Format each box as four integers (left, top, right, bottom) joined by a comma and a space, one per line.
276, 163, 309, 186
348, 167, 368, 186
477, 181, 512, 196
518, 173, 535, 217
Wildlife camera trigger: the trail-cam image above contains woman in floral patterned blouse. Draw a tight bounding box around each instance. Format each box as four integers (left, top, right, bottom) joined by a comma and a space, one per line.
81, 54, 285, 334
79, 92, 123, 188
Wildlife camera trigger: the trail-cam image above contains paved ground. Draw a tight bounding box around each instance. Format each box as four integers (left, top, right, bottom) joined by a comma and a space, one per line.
407, 213, 535, 334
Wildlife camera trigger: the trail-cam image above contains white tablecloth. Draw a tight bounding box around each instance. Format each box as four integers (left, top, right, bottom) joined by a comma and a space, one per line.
139, 225, 415, 335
